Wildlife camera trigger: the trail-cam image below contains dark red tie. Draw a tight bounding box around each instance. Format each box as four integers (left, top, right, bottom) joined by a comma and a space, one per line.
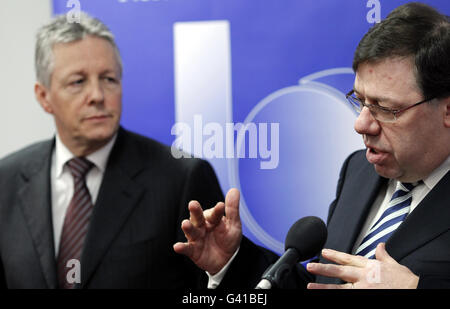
57, 157, 94, 289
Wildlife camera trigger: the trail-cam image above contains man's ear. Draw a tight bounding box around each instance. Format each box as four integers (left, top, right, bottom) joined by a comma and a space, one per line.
34, 82, 54, 114
443, 96, 450, 128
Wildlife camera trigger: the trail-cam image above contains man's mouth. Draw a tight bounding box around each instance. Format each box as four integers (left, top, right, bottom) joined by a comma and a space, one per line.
366, 146, 389, 164
84, 114, 111, 121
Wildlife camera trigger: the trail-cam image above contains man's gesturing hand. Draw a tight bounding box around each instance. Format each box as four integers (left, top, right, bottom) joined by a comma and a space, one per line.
173, 188, 242, 275
306, 243, 419, 289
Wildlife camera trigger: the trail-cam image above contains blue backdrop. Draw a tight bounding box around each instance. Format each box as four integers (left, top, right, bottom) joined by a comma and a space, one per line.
53, 0, 449, 254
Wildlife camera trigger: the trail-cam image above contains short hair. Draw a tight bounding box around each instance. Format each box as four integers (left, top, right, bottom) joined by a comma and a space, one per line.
35, 12, 123, 88
353, 2, 450, 100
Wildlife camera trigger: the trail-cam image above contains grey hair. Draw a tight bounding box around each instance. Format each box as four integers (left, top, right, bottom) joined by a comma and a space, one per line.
35, 12, 123, 87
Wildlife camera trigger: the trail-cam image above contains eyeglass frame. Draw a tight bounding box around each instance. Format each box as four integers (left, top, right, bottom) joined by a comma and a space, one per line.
345, 89, 434, 122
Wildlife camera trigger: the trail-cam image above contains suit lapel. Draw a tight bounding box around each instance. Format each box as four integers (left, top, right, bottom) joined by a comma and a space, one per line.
18, 139, 58, 289
317, 153, 385, 284
80, 129, 145, 288
387, 171, 450, 261
326, 156, 386, 254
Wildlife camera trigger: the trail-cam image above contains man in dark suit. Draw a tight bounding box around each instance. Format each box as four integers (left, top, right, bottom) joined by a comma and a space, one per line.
0, 13, 223, 288
174, 2, 450, 288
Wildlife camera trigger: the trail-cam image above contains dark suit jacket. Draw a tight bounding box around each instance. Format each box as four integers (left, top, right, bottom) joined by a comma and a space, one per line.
223, 150, 450, 289
0, 127, 224, 288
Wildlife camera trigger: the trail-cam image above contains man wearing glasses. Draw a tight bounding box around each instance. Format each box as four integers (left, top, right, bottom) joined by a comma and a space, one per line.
174, 2, 450, 288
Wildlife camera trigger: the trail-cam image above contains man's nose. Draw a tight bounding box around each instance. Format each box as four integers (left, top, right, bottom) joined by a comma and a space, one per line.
354, 106, 381, 136
87, 80, 105, 105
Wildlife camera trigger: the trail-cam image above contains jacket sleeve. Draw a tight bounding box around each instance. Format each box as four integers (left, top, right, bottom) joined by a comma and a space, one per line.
218, 236, 314, 289
176, 158, 225, 288
0, 258, 5, 289
417, 275, 450, 289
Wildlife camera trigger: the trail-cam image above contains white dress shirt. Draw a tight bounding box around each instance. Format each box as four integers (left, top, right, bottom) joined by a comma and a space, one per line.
207, 247, 240, 288
352, 155, 450, 254
51, 134, 117, 256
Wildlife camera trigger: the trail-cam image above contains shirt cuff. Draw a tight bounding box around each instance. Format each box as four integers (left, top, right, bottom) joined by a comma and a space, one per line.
206, 246, 240, 289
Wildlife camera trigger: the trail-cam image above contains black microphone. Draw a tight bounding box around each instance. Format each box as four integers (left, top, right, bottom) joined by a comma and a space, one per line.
255, 216, 327, 289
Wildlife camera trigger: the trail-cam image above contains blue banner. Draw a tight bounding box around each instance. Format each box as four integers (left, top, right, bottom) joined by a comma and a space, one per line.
53, 0, 449, 254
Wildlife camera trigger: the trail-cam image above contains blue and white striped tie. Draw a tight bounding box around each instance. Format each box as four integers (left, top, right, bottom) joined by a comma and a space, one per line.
355, 182, 419, 259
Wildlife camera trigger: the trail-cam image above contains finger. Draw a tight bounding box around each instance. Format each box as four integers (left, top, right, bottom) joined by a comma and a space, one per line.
224, 188, 241, 223
203, 202, 225, 226
307, 282, 353, 289
321, 248, 367, 267
173, 242, 193, 258
181, 219, 203, 241
375, 243, 396, 263
306, 262, 359, 283
188, 200, 206, 228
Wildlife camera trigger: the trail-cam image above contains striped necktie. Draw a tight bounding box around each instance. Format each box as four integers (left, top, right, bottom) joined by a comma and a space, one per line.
355, 181, 419, 259
57, 157, 94, 289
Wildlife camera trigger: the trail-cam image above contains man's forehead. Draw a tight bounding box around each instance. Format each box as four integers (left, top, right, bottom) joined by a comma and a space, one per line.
51, 37, 119, 76
353, 57, 421, 101
52, 36, 115, 58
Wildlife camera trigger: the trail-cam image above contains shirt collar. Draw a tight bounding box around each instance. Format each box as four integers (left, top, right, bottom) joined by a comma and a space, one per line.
422, 155, 450, 190
54, 133, 117, 178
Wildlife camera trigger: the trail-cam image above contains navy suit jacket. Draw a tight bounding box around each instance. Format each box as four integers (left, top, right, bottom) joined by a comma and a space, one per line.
223, 150, 450, 288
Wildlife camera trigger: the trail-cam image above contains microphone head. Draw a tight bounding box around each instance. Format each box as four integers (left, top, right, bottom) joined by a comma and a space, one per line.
285, 216, 327, 261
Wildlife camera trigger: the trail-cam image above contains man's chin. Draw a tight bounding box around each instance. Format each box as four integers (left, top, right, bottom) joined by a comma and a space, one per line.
82, 125, 118, 147
373, 164, 402, 180
88, 131, 116, 143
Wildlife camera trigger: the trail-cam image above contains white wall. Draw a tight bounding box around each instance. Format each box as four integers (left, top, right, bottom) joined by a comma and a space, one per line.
0, 0, 54, 158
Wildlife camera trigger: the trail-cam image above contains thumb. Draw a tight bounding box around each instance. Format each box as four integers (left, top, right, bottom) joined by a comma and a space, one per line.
375, 243, 396, 263
173, 242, 194, 258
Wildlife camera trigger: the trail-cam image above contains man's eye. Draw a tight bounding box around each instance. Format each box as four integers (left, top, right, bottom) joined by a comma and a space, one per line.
375, 101, 394, 110
365, 99, 384, 108
70, 79, 84, 86
356, 96, 365, 104
104, 77, 118, 83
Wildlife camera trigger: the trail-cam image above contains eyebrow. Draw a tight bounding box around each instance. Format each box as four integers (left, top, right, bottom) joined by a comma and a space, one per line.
353, 87, 403, 106
63, 69, 119, 81
62, 70, 86, 80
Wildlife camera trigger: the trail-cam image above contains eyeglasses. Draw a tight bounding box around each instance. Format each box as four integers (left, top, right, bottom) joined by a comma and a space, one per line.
345, 90, 434, 123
